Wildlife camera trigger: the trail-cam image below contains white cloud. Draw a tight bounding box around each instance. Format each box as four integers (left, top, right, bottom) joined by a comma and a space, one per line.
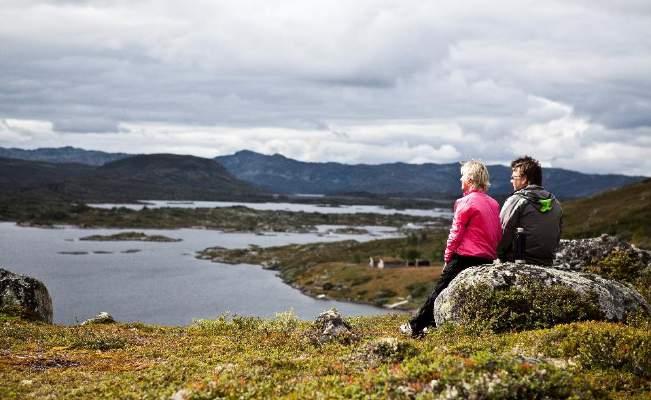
0, 1, 649, 176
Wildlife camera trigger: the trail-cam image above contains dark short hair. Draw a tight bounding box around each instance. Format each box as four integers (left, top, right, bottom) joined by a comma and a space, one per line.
511, 156, 542, 185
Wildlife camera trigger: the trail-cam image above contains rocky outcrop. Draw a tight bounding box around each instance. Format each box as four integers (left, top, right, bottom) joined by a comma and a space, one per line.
554, 234, 650, 272
0, 268, 53, 323
433, 262, 649, 332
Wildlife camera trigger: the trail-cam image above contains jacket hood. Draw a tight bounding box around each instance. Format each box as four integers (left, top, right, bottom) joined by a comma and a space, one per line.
514, 185, 556, 213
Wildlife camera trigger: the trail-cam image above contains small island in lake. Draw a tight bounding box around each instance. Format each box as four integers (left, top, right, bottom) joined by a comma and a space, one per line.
80, 231, 182, 242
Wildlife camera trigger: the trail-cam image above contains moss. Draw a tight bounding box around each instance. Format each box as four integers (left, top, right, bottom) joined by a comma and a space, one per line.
1, 315, 649, 399
398, 352, 607, 399
452, 279, 605, 332
586, 250, 642, 282
534, 322, 651, 378
0, 304, 47, 323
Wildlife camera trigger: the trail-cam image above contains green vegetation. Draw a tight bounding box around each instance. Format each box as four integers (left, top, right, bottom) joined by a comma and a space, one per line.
80, 231, 181, 242
562, 179, 651, 249
198, 230, 448, 309
293, 263, 442, 308
451, 280, 605, 332
0, 199, 439, 232
586, 250, 651, 305
1, 313, 649, 399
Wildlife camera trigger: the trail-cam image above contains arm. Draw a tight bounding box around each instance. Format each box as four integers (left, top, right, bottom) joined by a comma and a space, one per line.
497, 196, 521, 260
444, 198, 474, 263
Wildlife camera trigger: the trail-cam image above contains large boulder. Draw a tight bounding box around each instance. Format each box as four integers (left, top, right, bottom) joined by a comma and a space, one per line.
433, 262, 649, 332
0, 268, 53, 323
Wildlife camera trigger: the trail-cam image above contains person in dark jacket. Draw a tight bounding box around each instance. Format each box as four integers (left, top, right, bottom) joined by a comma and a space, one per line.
497, 156, 562, 266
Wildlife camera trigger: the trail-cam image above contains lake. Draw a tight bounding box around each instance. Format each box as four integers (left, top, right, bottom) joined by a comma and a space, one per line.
0, 223, 403, 325
88, 200, 453, 219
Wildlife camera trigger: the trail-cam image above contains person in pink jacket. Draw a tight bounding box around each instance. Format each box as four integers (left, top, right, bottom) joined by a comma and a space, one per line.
401, 160, 501, 337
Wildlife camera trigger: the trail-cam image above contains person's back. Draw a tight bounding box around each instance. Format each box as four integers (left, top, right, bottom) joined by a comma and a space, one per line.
449, 190, 501, 262
497, 156, 563, 266
499, 185, 562, 265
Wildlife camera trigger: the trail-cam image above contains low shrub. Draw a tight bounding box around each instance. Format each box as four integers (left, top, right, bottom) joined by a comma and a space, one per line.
452, 279, 605, 332
535, 322, 651, 377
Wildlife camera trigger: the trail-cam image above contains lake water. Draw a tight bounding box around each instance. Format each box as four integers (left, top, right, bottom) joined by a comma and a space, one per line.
88, 200, 453, 219
0, 223, 402, 326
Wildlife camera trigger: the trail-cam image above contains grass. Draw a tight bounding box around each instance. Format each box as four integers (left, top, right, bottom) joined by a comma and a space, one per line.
293, 263, 443, 308
1, 313, 649, 399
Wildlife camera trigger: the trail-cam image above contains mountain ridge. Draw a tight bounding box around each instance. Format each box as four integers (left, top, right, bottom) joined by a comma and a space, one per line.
215, 150, 645, 199
0, 146, 644, 199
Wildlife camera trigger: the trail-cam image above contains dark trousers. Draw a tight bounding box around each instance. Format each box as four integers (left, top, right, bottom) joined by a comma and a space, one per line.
410, 254, 493, 331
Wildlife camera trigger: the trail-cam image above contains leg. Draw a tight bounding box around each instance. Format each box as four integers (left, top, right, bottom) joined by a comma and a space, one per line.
409, 257, 463, 331
408, 255, 493, 332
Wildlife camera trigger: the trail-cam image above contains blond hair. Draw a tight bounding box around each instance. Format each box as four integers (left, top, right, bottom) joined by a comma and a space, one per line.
460, 160, 491, 191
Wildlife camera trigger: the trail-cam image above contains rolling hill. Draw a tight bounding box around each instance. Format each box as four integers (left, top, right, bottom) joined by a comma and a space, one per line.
562, 178, 651, 248
0, 154, 265, 202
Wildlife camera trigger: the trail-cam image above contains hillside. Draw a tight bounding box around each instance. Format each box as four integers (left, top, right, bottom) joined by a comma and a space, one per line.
0, 154, 266, 203
1, 313, 648, 399
75, 153, 262, 201
562, 179, 651, 249
0, 157, 94, 192
215, 150, 644, 199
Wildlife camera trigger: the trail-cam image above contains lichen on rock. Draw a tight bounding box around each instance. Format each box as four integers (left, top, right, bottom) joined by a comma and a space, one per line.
307, 308, 357, 345
554, 234, 650, 274
0, 267, 53, 323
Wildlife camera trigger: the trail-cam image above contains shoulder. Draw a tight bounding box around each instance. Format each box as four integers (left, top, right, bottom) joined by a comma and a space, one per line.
502, 193, 521, 208
501, 193, 528, 215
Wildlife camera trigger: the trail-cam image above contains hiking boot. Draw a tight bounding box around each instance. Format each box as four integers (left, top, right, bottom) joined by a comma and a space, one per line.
399, 322, 413, 336
399, 322, 429, 338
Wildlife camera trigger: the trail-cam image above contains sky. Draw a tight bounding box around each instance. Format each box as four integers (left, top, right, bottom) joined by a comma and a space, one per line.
1, 1, 650, 176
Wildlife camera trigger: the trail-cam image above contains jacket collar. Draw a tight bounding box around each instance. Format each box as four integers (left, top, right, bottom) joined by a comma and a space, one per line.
463, 188, 483, 196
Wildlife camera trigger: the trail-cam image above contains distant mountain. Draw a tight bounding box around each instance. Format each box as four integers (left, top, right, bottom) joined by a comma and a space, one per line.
1, 154, 265, 202
0, 157, 94, 192
215, 150, 645, 199
0, 146, 130, 166
562, 178, 651, 249
1, 146, 643, 200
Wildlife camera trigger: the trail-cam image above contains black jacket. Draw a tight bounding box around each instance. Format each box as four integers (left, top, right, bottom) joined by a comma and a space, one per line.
497, 185, 563, 265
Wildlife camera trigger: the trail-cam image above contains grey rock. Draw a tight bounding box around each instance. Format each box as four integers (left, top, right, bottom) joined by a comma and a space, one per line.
0, 268, 53, 323
309, 308, 356, 345
434, 262, 649, 328
81, 312, 115, 326
554, 234, 651, 272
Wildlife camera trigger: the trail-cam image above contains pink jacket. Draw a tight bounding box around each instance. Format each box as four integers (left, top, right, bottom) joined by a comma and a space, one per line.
444, 189, 501, 263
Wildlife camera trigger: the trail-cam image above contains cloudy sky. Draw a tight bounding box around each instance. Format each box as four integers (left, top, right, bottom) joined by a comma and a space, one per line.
1, 1, 650, 175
